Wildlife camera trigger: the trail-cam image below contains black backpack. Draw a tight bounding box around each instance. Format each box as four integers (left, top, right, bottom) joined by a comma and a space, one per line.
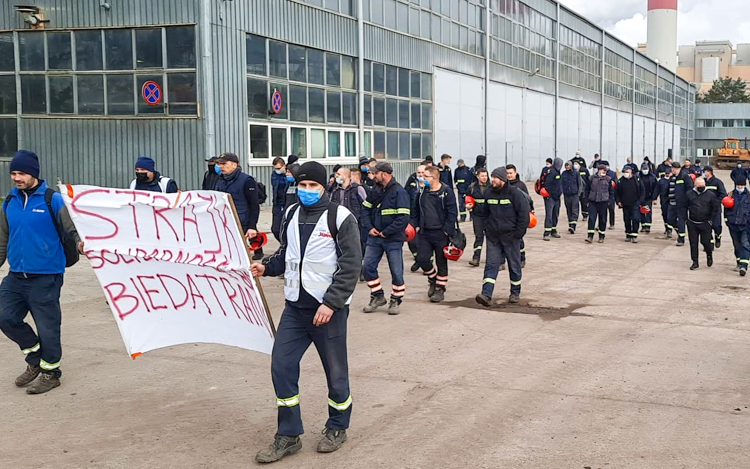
256, 181, 268, 204
3, 189, 79, 268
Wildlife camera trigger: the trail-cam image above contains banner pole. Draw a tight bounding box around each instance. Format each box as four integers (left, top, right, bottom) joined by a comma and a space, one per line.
227, 195, 277, 338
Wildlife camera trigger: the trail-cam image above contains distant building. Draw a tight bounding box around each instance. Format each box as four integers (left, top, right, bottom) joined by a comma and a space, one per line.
677, 41, 750, 94
695, 103, 750, 158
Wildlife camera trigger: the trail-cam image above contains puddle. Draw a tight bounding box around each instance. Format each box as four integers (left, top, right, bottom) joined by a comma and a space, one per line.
442, 299, 591, 322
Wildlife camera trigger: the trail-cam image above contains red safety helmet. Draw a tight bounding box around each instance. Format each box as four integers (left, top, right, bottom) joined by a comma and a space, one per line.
690, 173, 697, 181
405, 224, 416, 242
611, 180, 617, 189
639, 205, 651, 215
246, 232, 268, 251
540, 187, 550, 198
443, 245, 464, 262
528, 212, 537, 228
465, 195, 476, 207
722, 195, 735, 209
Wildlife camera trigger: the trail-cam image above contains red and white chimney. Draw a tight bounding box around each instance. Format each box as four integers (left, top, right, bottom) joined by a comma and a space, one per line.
646, 0, 678, 71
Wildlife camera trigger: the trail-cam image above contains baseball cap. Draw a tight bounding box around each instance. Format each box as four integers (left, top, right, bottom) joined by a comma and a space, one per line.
217, 153, 239, 164
371, 161, 394, 174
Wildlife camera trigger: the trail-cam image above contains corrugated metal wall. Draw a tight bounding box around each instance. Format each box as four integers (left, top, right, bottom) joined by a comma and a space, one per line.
2, 118, 205, 195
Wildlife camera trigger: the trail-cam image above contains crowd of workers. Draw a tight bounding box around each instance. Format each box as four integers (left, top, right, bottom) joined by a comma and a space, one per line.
0, 146, 749, 465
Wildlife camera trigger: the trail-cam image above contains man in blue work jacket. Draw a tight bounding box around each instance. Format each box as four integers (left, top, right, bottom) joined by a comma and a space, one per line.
361, 162, 411, 316
454, 159, 472, 222
0, 150, 81, 395
253, 161, 362, 463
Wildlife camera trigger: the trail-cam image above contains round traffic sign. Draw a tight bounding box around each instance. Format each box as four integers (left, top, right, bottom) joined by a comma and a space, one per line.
141, 81, 162, 106
271, 89, 282, 114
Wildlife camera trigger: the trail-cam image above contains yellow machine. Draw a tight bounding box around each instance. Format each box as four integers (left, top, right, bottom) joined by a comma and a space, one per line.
713, 138, 750, 170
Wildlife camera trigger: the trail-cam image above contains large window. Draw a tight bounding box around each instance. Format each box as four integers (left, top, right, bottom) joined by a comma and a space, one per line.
489, 2, 555, 79
15, 26, 197, 116
363, 61, 433, 160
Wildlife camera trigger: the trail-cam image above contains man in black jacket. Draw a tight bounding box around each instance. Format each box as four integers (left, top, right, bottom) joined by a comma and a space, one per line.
703, 166, 727, 248
466, 168, 490, 267
638, 163, 659, 235
475, 167, 530, 306
615, 167, 645, 243
202, 156, 220, 191
215, 153, 263, 259
586, 165, 615, 244
411, 166, 458, 303
667, 161, 694, 247
506, 164, 533, 268
686, 177, 720, 270
561, 160, 582, 234
454, 159, 472, 222
252, 161, 362, 463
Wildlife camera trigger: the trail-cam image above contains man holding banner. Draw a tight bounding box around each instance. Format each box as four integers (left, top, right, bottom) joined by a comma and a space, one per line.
0, 150, 81, 395
252, 161, 362, 463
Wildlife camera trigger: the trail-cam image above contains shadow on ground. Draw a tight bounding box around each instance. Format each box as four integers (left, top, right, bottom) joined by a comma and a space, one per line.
442, 298, 591, 322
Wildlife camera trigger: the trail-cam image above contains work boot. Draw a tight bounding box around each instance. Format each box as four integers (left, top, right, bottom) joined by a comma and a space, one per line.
625, 237, 631, 243
388, 298, 401, 316
256, 434, 302, 463
427, 280, 437, 298
582, 214, 588, 221
632, 237, 638, 244
15, 364, 41, 387
508, 294, 520, 304
585, 236, 593, 244
690, 262, 699, 271
521, 260, 526, 268
410, 261, 420, 272
475, 294, 492, 307
666, 229, 673, 239
741, 267, 747, 277
543, 233, 550, 241
363, 295, 387, 313
676, 239, 685, 247
317, 428, 347, 454
609, 224, 615, 230
640, 227, 645, 233
645, 228, 651, 234
733, 264, 741, 272
568, 227, 575, 234
707, 254, 713, 267
469, 257, 480, 267
598, 234, 605, 244
499, 263, 506, 271
715, 237, 721, 249
551, 231, 561, 239
429, 288, 445, 303
26, 372, 60, 395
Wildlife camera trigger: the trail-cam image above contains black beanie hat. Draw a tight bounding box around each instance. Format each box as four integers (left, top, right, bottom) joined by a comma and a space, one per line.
10, 150, 40, 179
287, 154, 299, 165
297, 161, 328, 187
491, 167, 508, 181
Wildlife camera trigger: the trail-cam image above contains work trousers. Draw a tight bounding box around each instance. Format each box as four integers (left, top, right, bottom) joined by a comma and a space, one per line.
687, 220, 713, 263
417, 229, 449, 290
544, 197, 561, 234
458, 192, 468, 222
661, 200, 670, 232
363, 237, 405, 301
564, 194, 580, 230
728, 226, 750, 268
587, 201, 609, 238
667, 204, 688, 242
579, 192, 589, 219
271, 204, 285, 242
0, 273, 64, 377
408, 235, 419, 258
472, 215, 488, 260
640, 202, 653, 230
711, 209, 723, 244
622, 204, 640, 239
272, 303, 351, 437
482, 238, 522, 297
608, 200, 616, 227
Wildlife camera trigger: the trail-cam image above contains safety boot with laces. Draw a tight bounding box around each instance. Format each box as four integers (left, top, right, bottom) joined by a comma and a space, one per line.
430, 288, 445, 303
427, 280, 437, 298
317, 428, 347, 453
15, 364, 41, 387
256, 434, 302, 463
26, 372, 60, 394
388, 298, 401, 315
363, 295, 387, 313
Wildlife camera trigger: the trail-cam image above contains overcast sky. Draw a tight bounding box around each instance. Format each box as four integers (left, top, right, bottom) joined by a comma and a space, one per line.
558, 0, 750, 48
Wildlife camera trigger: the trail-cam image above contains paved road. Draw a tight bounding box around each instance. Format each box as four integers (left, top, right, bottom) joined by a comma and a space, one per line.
0, 173, 748, 468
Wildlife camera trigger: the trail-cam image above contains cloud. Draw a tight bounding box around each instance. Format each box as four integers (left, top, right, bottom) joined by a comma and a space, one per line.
558, 0, 750, 47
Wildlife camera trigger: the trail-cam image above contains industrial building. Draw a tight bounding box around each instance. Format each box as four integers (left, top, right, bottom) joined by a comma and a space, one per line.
678, 40, 750, 94
0, 0, 696, 195
695, 103, 750, 159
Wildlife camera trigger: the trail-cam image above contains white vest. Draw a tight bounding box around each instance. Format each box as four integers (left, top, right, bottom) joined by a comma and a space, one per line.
129, 176, 172, 192
284, 205, 353, 305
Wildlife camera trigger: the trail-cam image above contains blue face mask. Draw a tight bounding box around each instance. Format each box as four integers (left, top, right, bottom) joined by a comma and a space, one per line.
214, 165, 221, 175
417, 176, 425, 184
361, 166, 369, 173
298, 188, 322, 206
423, 179, 431, 188
286, 175, 295, 183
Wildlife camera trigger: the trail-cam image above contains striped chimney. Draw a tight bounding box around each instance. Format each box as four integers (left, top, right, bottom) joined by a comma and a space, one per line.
647, 0, 678, 71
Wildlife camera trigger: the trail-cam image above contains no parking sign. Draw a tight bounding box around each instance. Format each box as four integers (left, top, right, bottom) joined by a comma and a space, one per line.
270, 89, 282, 114
141, 81, 162, 106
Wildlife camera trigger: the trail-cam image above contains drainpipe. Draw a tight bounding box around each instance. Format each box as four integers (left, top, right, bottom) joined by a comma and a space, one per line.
484, 0, 490, 159
554, 2, 560, 159
200, 0, 215, 159
357, 0, 365, 157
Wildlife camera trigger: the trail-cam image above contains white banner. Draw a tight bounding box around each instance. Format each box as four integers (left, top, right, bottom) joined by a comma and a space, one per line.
61, 185, 275, 357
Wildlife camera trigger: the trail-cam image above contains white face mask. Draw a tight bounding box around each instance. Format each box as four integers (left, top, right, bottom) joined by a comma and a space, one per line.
738, 187, 747, 193
546, 163, 552, 168
335, 177, 344, 185
623, 173, 632, 179
274, 168, 284, 175
573, 164, 580, 171
642, 170, 649, 175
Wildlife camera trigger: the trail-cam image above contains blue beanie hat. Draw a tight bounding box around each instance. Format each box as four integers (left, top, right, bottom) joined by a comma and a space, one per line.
135, 156, 156, 172
9, 150, 40, 179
